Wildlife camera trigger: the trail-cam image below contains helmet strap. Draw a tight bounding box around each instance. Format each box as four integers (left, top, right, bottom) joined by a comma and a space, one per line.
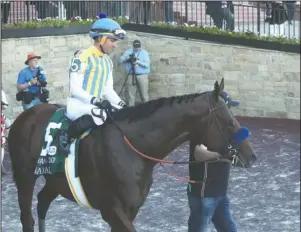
97, 36, 107, 54
99, 36, 107, 46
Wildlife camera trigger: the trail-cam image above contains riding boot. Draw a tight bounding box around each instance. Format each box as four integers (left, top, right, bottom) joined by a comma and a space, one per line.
67, 114, 97, 143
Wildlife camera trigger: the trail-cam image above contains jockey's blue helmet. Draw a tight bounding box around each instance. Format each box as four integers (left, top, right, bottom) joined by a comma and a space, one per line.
89, 18, 126, 45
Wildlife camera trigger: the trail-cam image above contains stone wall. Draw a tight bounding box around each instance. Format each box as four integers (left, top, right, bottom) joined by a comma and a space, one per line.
1, 32, 300, 121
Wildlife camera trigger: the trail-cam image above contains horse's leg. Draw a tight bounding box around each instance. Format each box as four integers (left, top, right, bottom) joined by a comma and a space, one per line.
109, 207, 137, 232
15, 174, 37, 232
101, 197, 137, 232
37, 177, 59, 232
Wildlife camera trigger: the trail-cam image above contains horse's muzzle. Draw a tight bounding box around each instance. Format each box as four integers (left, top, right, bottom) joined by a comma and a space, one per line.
243, 154, 257, 168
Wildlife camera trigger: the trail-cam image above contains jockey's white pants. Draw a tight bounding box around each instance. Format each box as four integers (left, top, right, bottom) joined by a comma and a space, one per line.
66, 97, 121, 125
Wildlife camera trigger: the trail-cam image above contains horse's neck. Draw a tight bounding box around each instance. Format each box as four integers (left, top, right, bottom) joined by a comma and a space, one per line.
125, 95, 208, 162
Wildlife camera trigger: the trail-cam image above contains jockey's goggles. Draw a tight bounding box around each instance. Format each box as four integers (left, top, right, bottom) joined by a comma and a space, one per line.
90, 28, 126, 40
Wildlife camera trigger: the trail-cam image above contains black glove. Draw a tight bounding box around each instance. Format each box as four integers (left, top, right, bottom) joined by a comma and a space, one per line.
97, 100, 112, 110
91, 97, 112, 110
91, 97, 101, 106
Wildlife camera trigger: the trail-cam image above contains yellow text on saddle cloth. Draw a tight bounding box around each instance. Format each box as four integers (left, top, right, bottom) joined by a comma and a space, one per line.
65, 140, 93, 208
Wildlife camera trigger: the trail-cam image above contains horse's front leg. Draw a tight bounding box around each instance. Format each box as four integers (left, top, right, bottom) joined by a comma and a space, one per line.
110, 207, 137, 232
101, 196, 137, 232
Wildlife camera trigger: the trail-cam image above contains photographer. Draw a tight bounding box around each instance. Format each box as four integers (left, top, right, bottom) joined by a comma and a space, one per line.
120, 40, 150, 106
16, 53, 49, 110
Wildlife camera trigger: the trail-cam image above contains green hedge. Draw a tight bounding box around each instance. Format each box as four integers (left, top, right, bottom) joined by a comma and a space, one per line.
2, 17, 300, 45
151, 21, 300, 45
2, 17, 128, 29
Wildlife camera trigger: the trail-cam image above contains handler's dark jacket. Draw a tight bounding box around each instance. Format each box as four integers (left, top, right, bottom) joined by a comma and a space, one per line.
187, 140, 231, 197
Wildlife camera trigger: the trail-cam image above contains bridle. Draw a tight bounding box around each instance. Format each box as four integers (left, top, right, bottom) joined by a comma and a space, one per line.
206, 92, 241, 167
104, 92, 242, 183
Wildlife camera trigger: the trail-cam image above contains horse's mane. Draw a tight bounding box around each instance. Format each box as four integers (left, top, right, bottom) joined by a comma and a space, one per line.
111, 92, 208, 122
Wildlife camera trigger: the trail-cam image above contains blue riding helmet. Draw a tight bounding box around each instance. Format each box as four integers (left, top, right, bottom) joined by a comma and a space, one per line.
89, 18, 126, 40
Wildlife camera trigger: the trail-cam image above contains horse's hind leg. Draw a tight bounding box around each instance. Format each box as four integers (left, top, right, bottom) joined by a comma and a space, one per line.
37, 177, 59, 232
15, 174, 37, 232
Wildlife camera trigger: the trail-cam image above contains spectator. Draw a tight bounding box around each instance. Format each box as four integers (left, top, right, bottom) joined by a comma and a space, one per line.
1, 1, 11, 24
17, 53, 48, 110
120, 40, 150, 106
205, 1, 235, 31
165, 1, 174, 23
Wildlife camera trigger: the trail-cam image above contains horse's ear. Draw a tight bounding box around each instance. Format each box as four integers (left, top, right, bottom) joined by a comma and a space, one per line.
220, 78, 225, 92
213, 81, 220, 102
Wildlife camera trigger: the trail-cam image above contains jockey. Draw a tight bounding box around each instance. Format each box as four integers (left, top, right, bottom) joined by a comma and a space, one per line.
66, 18, 127, 142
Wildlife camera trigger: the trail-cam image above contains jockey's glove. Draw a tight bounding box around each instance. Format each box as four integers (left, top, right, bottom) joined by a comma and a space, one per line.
91, 97, 112, 110
97, 100, 112, 110
90, 96, 102, 106
118, 101, 127, 108
91, 97, 112, 111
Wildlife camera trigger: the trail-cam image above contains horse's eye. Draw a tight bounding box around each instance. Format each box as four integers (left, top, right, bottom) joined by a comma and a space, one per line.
229, 120, 234, 127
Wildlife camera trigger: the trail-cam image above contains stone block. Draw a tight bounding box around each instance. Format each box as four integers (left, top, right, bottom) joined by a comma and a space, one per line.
285, 98, 300, 113
263, 111, 288, 118
238, 80, 264, 90
50, 37, 66, 47
230, 107, 241, 115
241, 108, 264, 117
287, 83, 300, 98
186, 74, 202, 84
168, 73, 186, 83
282, 64, 300, 73
283, 72, 300, 82
287, 113, 300, 120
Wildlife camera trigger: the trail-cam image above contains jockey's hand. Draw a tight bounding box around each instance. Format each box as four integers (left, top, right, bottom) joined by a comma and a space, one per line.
97, 100, 114, 114
90, 97, 102, 106
118, 101, 127, 108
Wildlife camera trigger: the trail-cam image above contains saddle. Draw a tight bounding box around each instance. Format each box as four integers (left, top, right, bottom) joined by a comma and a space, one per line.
34, 107, 92, 176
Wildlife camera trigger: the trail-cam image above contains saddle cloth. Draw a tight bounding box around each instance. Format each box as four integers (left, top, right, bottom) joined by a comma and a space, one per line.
34, 108, 92, 208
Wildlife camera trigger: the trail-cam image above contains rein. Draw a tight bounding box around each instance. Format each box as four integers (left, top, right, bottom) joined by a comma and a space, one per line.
105, 94, 236, 184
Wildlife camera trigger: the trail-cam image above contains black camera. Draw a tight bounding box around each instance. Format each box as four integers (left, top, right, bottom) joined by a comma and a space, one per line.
128, 53, 137, 64
35, 67, 47, 87
40, 89, 49, 103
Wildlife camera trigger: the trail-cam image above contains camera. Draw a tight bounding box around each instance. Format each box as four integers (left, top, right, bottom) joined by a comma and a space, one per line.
35, 67, 47, 87
128, 53, 137, 64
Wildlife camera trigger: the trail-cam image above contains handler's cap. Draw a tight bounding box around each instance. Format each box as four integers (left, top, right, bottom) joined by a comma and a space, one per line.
25, 53, 41, 65
133, 40, 141, 48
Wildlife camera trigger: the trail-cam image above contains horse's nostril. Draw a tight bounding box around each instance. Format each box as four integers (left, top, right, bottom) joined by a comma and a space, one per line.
252, 154, 257, 162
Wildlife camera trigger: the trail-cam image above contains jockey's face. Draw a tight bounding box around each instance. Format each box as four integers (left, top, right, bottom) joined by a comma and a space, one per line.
102, 38, 118, 54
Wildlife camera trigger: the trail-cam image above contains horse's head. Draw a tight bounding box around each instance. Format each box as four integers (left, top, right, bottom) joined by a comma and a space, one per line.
192, 78, 257, 168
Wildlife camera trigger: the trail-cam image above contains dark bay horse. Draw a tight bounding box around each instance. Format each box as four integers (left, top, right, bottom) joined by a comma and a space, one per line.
8, 79, 256, 232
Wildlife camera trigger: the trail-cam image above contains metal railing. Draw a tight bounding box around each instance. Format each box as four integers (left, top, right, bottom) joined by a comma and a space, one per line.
1, 1, 300, 38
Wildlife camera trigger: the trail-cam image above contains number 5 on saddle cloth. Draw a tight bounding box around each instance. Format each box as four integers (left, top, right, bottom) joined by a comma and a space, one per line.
34, 108, 93, 208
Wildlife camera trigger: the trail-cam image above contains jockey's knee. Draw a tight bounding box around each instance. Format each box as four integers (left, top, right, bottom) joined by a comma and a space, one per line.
67, 114, 97, 140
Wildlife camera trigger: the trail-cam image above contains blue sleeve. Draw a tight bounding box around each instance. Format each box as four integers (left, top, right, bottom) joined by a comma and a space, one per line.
17, 71, 26, 85
140, 50, 150, 69
120, 49, 131, 63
